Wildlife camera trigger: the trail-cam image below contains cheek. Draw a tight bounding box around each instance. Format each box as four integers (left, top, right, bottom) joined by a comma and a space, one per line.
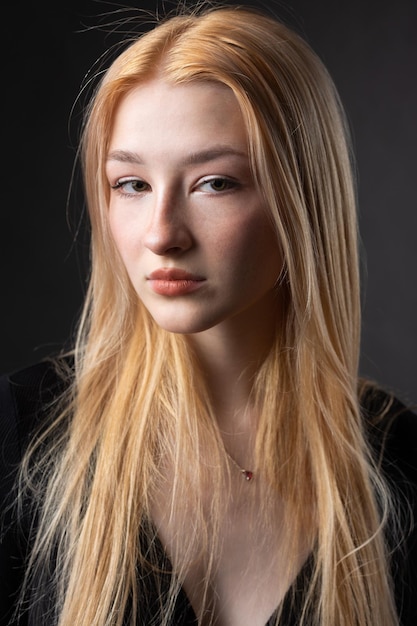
108, 208, 123, 250
108, 209, 139, 264
215, 212, 281, 279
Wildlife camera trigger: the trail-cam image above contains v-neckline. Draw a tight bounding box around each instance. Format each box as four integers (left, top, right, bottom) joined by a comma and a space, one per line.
146, 527, 313, 625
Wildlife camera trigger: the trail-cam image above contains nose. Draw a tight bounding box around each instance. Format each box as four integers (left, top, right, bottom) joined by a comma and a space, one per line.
143, 191, 193, 256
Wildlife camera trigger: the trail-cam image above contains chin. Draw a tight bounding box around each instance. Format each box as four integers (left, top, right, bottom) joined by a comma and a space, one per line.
149, 311, 218, 335
155, 321, 211, 335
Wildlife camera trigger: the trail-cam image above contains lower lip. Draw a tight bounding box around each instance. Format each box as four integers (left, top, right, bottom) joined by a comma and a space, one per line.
148, 279, 205, 296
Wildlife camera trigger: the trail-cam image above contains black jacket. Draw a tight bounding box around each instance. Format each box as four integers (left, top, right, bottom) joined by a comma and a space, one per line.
1, 360, 417, 625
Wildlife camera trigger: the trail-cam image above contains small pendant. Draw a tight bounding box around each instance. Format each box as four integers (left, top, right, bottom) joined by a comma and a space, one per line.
242, 470, 254, 481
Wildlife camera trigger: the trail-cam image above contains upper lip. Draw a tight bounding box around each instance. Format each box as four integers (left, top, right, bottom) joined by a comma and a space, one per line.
147, 268, 205, 281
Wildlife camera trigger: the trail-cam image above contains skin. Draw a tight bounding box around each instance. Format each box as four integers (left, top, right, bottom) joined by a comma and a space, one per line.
106, 78, 281, 367
106, 79, 297, 625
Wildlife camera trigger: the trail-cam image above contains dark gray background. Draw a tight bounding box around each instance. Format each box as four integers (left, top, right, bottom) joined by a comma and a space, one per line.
1, 0, 416, 404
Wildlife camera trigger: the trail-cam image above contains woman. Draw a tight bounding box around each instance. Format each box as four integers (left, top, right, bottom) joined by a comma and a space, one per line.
1, 4, 416, 625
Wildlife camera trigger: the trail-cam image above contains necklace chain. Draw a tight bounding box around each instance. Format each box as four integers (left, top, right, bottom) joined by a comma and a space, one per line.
225, 450, 254, 481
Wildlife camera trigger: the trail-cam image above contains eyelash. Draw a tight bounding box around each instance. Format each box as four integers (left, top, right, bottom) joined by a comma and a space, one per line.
110, 176, 238, 197
198, 177, 238, 193
110, 178, 149, 196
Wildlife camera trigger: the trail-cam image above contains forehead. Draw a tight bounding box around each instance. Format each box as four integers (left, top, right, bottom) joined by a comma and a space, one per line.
108, 79, 248, 156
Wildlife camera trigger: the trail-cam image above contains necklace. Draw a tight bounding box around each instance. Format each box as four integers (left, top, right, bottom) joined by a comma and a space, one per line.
225, 450, 254, 481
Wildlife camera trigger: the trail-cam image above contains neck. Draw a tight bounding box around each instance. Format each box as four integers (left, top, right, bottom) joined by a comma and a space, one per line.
186, 298, 278, 433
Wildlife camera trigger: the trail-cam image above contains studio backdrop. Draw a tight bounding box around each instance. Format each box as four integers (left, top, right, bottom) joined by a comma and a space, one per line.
1, 0, 416, 403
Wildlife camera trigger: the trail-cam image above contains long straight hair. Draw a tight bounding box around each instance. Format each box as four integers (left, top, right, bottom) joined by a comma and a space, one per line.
18, 4, 399, 625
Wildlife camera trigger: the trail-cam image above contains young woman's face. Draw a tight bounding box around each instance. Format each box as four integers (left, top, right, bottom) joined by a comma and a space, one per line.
106, 79, 282, 335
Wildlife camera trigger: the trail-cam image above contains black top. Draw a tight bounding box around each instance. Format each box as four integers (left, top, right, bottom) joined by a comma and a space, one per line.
1, 360, 417, 625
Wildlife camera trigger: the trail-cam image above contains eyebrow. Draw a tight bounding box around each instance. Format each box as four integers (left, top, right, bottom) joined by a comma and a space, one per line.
106, 146, 248, 166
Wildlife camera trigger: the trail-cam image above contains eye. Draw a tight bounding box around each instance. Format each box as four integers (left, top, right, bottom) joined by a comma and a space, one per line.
111, 177, 150, 195
197, 177, 238, 193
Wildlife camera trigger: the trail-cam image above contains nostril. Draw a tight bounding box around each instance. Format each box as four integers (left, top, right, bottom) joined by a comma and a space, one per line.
143, 222, 193, 256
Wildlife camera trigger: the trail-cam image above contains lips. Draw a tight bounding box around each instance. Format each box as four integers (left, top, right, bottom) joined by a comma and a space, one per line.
147, 268, 205, 296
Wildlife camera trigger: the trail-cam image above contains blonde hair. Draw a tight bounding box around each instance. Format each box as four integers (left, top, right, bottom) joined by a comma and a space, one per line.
19, 4, 399, 625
